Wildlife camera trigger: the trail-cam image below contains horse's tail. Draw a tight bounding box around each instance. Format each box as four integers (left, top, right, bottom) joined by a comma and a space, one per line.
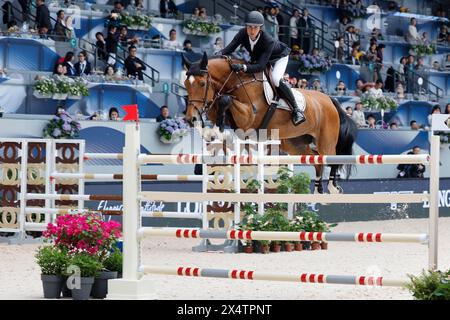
330, 97, 358, 178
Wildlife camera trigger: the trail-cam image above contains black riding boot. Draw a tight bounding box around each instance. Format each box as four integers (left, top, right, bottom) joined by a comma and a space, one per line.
278, 80, 305, 125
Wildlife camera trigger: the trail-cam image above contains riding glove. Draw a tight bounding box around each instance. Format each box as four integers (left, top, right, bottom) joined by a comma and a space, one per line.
231, 64, 245, 72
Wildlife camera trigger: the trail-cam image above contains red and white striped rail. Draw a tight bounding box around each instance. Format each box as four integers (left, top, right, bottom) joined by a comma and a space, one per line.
141, 266, 407, 287
50, 173, 209, 181
138, 228, 428, 244
25, 193, 122, 201
138, 154, 430, 165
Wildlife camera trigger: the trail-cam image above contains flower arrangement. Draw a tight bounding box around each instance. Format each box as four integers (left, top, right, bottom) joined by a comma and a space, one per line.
120, 12, 152, 29
43, 213, 121, 260
34, 77, 89, 99
360, 95, 398, 111
411, 44, 437, 56
34, 78, 57, 97
158, 118, 189, 143
42, 110, 81, 139
298, 54, 331, 73
182, 19, 221, 36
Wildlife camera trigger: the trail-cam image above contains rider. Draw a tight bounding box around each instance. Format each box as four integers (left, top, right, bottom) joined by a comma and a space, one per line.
219, 11, 305, 125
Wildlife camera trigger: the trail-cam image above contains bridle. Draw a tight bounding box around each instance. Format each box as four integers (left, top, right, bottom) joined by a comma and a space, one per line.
186, 56, 260, 127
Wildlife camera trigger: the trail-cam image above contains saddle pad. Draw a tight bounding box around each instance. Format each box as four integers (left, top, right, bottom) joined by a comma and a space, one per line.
262, 72, 306, 112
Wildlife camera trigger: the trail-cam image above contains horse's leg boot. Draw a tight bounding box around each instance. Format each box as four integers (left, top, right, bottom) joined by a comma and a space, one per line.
277, 80, 305, 126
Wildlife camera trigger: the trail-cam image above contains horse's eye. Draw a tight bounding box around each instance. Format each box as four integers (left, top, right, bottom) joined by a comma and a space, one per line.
200, 81, 206, 87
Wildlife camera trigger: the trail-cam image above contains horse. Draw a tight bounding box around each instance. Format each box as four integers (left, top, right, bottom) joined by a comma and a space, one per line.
183, 53, 357, 194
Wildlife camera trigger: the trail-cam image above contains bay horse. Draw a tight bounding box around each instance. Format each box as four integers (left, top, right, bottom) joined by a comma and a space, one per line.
183, 53, 357, 194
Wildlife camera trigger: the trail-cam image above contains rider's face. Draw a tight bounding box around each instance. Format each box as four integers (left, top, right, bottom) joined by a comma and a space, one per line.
246, 25, 261, 40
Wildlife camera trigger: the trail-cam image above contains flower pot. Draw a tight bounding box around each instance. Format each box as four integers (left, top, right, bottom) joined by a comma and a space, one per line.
52, 93, 68, 100
284, 243, 293, 252
320, 242, 328, 250
33, 90, 52, 99
271, 243, 281, 253
260, 244, 270, 254
41, 274, 63, 299
61, 276, 72, 297
71, 277, 95, 300
68, 94, 82, 100
244, 245, 253, 254
91, 271, 118, 299
294, 243, 303, 251
311, 242, 321, 250
301, 241, 311, 250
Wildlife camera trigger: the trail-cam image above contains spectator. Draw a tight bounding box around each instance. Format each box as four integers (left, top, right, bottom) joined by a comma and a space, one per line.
133, 0, 144, 10
432, 61, 441, 71
415, 56, 425, 72
289, 77, 298, 88
397, 146, 425, 178
75, 51, 91, 76
213, 37, 224, 54
444, 54, 450, 71
421, 32, 430, 46
405, 54, 415, 93
428, 105, 441, 125
371, 80, 384, 97
397, 56, 407, 85
156, 105, 171, 122
18, 0, 30, 24
298, 9, 314, 54
299, 78, 308, 89
163, 29, 182, 50
354, 78, 365, 97
198, 7, 207, 20
352, 102, 365, 127
124, 45, 146, 80
63, 52, 76, 76
396, 83, 405, 100
344, 25, 358, 48
406, 17, 421, 44
183, 39, 193, 52
111, 1, 124, 14
159, 0, 177, 18
64, 16, 76, 43
104, 65, 117, 81
109, 107, 120, 121
443, 103, 450, 114
389, 122, 399, 129
311, 78, 324, 92
36, 0, 52, 36
437, 25, 447, 44
336, 37, 345, 63
410, 120, 420, 130
266, 5, 279, 40
338, 15, 351, 36
95, 32, 107, 61
348, 48, 360, 65
53, 10, 66, 41
118, 26, 138, 48
289, 9, 300, 47
335, 80, 347, 95
88, 112, 101, 121
106, 25, 118, 65
366, 114, 376, 128
53, 63, 67, 76
283, 72, 290, 83
352, 0, 365, 18
192, 7, 200, 17
345, 106, 353, 117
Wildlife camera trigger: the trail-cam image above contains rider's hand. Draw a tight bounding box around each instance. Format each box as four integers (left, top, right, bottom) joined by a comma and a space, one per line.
231, 64, 245, 72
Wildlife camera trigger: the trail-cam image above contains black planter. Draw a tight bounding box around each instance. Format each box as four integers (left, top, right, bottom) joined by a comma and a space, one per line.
41, 274, 63, 299
61, 276, 72, 297
71, 277, 95, 300
91, 271, 118, 299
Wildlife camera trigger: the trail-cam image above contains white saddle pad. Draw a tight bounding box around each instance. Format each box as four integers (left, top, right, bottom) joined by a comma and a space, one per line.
262, 72, 306, 112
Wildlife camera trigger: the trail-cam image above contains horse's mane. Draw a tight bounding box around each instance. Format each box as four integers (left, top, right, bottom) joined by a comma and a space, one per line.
186, 54, 244, 76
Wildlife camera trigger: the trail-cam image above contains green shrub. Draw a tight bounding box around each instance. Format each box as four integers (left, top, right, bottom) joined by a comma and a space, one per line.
103, 250, 123, 273
406, 269, 450, 300
35, 246, 69, 275
68, 252, 103, 278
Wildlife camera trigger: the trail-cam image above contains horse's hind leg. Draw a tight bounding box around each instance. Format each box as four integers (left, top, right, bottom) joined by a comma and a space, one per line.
328, 165, 343, 194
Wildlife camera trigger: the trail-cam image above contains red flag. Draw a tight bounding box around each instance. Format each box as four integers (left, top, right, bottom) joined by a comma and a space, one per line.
121, 104, 139, 122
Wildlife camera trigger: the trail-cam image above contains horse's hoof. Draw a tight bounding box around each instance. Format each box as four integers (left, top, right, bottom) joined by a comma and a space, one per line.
327, 183, 342, 194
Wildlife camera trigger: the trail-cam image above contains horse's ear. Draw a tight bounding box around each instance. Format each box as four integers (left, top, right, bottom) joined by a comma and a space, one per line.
200, 52, 208, 70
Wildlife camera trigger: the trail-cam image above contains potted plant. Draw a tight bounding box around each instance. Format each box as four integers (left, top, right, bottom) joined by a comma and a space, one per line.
67, 252, 102, 300
53, 79, 70, 100
33, 77, 55, 99
158, 118, 189, 144
68, 80, 89, 100
35, 245, 68, 299
259, 240, 270, 254
91, 248, 122, 299
42, 110, 81, 139
406, 269, 450, 300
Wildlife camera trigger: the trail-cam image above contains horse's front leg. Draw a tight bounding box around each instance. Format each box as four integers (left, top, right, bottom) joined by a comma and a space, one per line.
314, 164, 324, 194
327, 165, 343, 194
216, 95, 233, 132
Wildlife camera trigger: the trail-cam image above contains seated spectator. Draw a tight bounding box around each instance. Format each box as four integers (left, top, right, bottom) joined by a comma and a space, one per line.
125, 45, 146, 80
445, 103, 450, 115
36, 0, 52, 37
437, 25, 448, 44
371, 80, 384, 98
311, 78, 324, 92
371, 28, 383, 40
88, 111, 101, 121
95, 32, 107, 61
75, 51, 91, 76
63, 52, 76, 77
109, 107, 120, 121
428, 105, 441, 125
410, 120, 420, 130
352, 0, 365, 18
397, 146, 425, 178
198, 7, 207, 20
213, 37, 224, 54
192, 7, 200, 17
354, 78, 365, 97
348, 48, 360, 65
344, 25, 358, 47
345, 106, 353, 117
389, 122, 399, 130
396, 83, 405, 99
53, 63, 67, 76
118, 26, 138, 48
406, 17, 421, 44
421, 32, 430, 46
133, 0, 144, 11
366, 114, 376, 129
183, 39, 193, 52
338, 15, 351, 36
289, 77, 298, 88
283, 72, 290, 83
335, 80, 347, 95
444, 54, 450, 71
351, 102, 365, 127
432, 61, 441, 71
163, 29, 182, 50
53, 10, 66, 41
299, 78, 308, 89
159, 0, 177, 18
156, 105, 171, 122
111, 1, 124, 14
104, 65, 119, 81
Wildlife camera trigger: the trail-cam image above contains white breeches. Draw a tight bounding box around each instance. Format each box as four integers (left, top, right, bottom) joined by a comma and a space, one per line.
271, 55, 289, 87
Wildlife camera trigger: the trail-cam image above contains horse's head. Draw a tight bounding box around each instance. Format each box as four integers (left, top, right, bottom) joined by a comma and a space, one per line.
183, 52, 216, 127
